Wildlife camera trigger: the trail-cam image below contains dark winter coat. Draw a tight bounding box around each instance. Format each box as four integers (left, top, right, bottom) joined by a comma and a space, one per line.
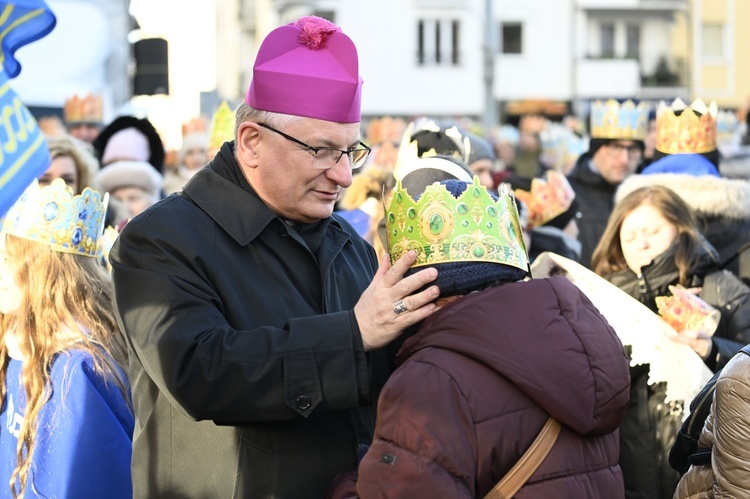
608, 242, 750, 499
110, 143, 389, 498
567, 152, 620, 268
328, 277, 631, 498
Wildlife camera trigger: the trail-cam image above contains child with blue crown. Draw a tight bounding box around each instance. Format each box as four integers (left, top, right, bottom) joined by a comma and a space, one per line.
0, 179, 133, 498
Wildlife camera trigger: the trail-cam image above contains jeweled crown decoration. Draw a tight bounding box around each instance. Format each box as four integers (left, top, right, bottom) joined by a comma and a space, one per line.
656, 98, 717, 154
2, 179, 109, 257
590, 99, 648, 141
385, 176, 528, 271
63, 93, 103, 125
514, 170, 576, 228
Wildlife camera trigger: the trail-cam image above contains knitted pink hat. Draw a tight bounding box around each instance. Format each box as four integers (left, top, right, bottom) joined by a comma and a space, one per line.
246, 16, 362, 123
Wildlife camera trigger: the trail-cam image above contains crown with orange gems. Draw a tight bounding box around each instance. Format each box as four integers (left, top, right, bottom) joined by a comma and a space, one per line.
2, 179, 109, 257
63, 93, 104, 125
385, 176, 528, 271
514, 170, 576, 229
656, 98, 717, 154
590, 99, 649, 141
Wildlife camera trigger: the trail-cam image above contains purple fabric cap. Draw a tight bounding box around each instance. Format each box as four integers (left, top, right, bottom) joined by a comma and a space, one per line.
246, 17, 362, 123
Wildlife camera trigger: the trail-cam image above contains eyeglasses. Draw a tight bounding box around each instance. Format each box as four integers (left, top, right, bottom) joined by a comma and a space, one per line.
258, 123, 371, 169
605, 142, 642, 158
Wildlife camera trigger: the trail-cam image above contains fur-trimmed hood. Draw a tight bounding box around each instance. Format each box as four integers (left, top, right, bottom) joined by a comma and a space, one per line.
615, 172, 750, 220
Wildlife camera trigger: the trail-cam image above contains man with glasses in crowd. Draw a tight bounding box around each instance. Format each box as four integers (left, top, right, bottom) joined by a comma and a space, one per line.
567, 99, 649, 267
109, 16, 438, 498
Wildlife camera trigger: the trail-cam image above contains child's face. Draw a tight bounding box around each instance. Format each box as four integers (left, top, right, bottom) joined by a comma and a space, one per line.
0, 237, 22, 316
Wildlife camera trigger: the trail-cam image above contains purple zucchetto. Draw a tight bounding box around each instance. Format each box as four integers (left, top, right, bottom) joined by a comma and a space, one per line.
245, 16, 362, 123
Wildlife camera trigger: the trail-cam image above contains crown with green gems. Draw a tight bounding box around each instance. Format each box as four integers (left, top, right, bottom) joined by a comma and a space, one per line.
385, 176, 529, 271
2, 178, 109, 257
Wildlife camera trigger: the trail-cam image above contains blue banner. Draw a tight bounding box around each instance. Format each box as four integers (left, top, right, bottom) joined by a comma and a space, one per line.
0, 0, 56, 217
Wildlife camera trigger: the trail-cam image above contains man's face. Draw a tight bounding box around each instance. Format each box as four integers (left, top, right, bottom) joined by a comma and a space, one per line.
592, 140, 640, 185
469, 159, 494, 188
242, 118, 360, 223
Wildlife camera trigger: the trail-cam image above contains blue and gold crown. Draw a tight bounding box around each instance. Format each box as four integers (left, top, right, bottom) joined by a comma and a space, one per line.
2, 179, 109, 257
590, 99, 648, 141
386, 176, 528, 271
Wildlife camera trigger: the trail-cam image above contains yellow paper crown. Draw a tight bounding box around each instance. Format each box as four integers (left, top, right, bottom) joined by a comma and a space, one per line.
514, 170, 576, 228
2, 179, 108, 257
656, 98, 717, 154
209, 101, 236, 150
590, 99, 648, 140
385, 176, 528, 271
63, 93, 103, 125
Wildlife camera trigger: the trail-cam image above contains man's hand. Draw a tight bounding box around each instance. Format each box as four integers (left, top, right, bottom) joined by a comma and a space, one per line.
354, 251, 439, 351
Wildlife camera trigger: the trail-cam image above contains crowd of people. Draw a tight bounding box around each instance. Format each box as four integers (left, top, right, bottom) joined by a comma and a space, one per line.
3, 13, 750, 499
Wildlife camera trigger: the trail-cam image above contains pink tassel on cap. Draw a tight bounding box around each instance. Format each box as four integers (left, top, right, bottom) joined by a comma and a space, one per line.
295, 16, 341, 50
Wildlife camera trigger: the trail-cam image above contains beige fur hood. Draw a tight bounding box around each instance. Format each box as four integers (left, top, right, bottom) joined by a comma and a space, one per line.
615, 173, 750, 220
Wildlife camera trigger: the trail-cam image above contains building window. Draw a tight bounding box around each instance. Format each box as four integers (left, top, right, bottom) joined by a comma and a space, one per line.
600, 23, 615, 57
626, 24, 640, 58
501, 22, 522, 54
702, 24, 724, 58
417, 19, 461, 66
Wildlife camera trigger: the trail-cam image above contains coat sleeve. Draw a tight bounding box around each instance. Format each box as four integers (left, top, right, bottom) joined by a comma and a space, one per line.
340, 360, 478, 499
110, 204, 374, 424
703, 271, 750, 371
711, 353, 750, 497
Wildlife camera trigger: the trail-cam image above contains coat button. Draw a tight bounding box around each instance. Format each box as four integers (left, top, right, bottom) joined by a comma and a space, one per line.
279, 226, 288, 237
296, 395, 312, 410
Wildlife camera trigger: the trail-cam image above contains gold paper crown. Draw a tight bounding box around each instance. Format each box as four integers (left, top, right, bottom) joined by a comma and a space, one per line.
63, 93, 103, 125
2, 179, 109, 257
514, 170, 576, 228
590, 99, 648, 140
385, 176, 528, 271
209, 101, 236, 150
656, 98, 717, 154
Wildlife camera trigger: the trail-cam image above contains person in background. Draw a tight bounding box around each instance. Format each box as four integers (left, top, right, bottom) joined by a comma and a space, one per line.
568, 99, 648, 268
0, 179, 133, 498
673, 347, 750, 498
63, 93, 104, 145
94, 160, 163, 217
616, 98, 750, 285
328, 178, 630, 498
40, 134, 98, 194
514, 170, 582, 262
93, 115, 166, 174
109, 16, 438, 498
464, 130, 496, 188
592, 185, 750, 499
163, 132, 210, 194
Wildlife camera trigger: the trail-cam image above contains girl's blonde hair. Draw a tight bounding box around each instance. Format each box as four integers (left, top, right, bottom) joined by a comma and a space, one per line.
0, 234, 129, 498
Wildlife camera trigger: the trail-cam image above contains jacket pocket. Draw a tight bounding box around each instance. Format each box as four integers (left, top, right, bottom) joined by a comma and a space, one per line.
233, 436, 275, 498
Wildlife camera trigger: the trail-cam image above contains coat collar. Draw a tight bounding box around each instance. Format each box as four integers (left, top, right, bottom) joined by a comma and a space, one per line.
182, 142, 349, 248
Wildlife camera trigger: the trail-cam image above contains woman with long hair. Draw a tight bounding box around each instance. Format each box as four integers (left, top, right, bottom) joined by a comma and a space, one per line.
592, 185, 750, 499
0, 179, 133, 498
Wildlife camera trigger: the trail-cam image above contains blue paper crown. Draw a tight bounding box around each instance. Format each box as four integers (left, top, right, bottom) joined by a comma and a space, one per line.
2, 179, 109, 257
590, 99, 648, 140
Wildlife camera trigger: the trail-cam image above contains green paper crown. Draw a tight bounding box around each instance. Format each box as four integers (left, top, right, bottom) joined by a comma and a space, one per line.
386, 176, 529, 271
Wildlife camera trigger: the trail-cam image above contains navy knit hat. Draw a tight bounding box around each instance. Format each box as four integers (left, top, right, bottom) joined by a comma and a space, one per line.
405, 179, 528, 297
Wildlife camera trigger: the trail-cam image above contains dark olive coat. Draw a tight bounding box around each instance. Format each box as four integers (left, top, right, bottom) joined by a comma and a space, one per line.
111, 143, 388, 498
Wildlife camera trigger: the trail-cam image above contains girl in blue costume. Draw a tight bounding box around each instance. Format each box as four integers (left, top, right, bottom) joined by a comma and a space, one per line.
0, 179, 133, 498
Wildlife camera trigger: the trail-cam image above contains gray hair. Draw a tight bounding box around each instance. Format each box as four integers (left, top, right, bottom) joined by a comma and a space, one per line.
233, 102, 300, 139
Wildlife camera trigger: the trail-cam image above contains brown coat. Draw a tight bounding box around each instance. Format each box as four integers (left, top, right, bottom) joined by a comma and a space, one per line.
673, 352, 750, 498
329, 277, 631, 498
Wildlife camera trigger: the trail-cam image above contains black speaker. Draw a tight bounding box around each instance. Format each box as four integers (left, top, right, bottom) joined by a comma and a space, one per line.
133, 38, 169, 96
